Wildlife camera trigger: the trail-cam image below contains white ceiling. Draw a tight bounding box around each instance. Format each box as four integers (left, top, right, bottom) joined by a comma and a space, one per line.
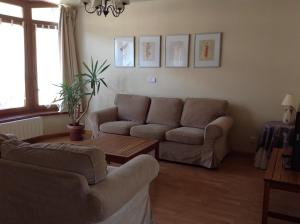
28, 0, 152, 6
28, 0, 81, 6
60, 0, 81, 5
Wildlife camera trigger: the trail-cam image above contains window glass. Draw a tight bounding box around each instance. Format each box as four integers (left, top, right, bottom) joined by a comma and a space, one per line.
35, 27, 61, 106
0, 22, 26, 110
0, 3, 61, 114
32, 8, 59, 23
0, 2, 23, 18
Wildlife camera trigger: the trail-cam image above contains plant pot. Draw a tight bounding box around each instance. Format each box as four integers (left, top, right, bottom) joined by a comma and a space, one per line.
67, 124, 84, 141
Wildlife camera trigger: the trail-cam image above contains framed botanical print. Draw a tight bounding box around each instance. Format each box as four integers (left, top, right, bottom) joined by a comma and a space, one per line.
114, 36, 135, 67
194, 33, 222, 68
139, 36, 161, 68
165, 34, 189, 68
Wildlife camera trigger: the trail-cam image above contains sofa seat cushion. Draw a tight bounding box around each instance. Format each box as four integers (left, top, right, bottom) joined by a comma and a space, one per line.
181, 98, 228, 129
130, 124, 172, 140
100, 121, 139, 135
115, 94, 150, 123
146, 97, 183, 127
166, 127, 204, 145
1, 139, 107, 185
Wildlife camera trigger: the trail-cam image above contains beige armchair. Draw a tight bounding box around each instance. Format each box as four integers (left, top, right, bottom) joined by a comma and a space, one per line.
0, 138, 159, 224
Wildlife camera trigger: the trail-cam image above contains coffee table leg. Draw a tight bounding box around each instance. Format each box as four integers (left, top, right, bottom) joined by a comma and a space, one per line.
262, 181, 270, 224
155, 143, 160, 160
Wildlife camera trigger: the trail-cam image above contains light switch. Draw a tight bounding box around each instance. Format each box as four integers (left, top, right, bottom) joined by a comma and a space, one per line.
147, 75, 157, 84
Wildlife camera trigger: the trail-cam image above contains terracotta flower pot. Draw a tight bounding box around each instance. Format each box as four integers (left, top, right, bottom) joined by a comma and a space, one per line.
67, 124, 84, 141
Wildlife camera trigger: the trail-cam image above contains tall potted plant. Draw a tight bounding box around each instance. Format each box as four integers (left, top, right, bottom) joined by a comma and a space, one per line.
54, 58, 110, 141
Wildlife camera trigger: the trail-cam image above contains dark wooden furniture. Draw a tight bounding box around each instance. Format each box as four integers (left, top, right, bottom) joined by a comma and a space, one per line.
262, 148, 300, 224
27, 133, 159, 164
255, 121, 294, 169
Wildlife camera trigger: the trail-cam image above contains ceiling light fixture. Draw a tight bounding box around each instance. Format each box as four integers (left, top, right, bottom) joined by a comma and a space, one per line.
82, 0, 130, 17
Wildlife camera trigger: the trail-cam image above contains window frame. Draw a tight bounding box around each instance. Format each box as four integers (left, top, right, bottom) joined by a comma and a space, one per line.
0, 0, 60, 118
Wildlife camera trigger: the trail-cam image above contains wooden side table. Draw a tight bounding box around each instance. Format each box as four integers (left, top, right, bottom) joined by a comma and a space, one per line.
262, 148, 300, 224
255, 121, 294, 170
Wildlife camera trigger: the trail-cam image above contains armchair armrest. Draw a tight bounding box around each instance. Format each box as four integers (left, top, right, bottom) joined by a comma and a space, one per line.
88, 155, 159, 221
204, 116, 233, 141
88, 107, 118, 138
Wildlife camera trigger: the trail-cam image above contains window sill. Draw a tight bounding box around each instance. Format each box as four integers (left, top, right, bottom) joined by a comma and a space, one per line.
0, 111, 68, 124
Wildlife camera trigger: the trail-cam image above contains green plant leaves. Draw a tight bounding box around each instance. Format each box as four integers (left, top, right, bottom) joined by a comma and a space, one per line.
81, 57, 110, 96
53, 57, 110, 125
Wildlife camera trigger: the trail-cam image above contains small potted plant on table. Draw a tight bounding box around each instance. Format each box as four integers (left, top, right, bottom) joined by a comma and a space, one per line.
55, 58, 110, 141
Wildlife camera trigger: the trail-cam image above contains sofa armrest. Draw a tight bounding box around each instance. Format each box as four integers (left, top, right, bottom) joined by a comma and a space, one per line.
88, 155, 159, 221
204, 116, 233, 141
88, 107, 118, 138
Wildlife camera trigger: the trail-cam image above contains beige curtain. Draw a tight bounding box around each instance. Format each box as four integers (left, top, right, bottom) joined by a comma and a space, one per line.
59, 5, 79, 85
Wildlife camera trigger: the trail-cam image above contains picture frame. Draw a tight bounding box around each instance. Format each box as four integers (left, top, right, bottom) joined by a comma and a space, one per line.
165, 34, 189, 68
194, 32, 222, 68
139, 36, 161, 68
114, 36, 135, 67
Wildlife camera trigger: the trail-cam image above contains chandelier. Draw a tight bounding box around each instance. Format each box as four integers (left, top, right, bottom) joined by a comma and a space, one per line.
83, 0, 130, 17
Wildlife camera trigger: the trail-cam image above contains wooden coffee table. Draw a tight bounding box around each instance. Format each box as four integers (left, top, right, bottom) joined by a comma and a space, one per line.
27, 133, 159, 164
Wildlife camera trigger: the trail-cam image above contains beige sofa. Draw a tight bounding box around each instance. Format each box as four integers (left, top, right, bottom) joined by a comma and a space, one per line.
89, 94, 233, 168
0, 136, 159, 224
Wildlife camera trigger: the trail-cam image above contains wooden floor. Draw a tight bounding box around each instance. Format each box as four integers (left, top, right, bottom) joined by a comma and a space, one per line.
150, 154, 265, 224
151, 154, 300, 224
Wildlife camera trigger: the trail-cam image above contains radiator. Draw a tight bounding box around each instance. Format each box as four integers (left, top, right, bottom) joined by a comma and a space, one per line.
0, 117, 44, 140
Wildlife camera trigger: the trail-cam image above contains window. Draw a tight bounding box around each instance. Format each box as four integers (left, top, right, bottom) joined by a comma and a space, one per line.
36, 26, 61, 106
33, 7, 61, 106
32, 7, 60, 23
0, 2, 23, 18
0, 21, 25, 110
0, 0, 61, 117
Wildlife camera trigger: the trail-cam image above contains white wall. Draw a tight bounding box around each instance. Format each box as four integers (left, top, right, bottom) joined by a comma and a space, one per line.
76, 0, 300, 153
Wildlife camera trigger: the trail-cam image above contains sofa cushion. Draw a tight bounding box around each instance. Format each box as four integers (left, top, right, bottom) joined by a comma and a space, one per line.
0, 134, 9, 142
100, 121, 139, 135
115, 94, 150, 123
146, 97, 183, 127
1, 139, 107, 185
0, 134, 8, 158
181, 98, 228, 129
0, 134, 17, 143
130, 124, 172, 140
166, 127, 204, 145
0, 134, 17, 157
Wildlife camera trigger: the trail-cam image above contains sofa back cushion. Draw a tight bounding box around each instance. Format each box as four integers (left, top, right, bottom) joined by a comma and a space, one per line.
0, 159, 93, 224
181, 98, 228, 128
115, 94, 150, 123
0, 134, 8, 158
146, 97, 183, 127
0, 134, 17, 157
1, 139, 107, 185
